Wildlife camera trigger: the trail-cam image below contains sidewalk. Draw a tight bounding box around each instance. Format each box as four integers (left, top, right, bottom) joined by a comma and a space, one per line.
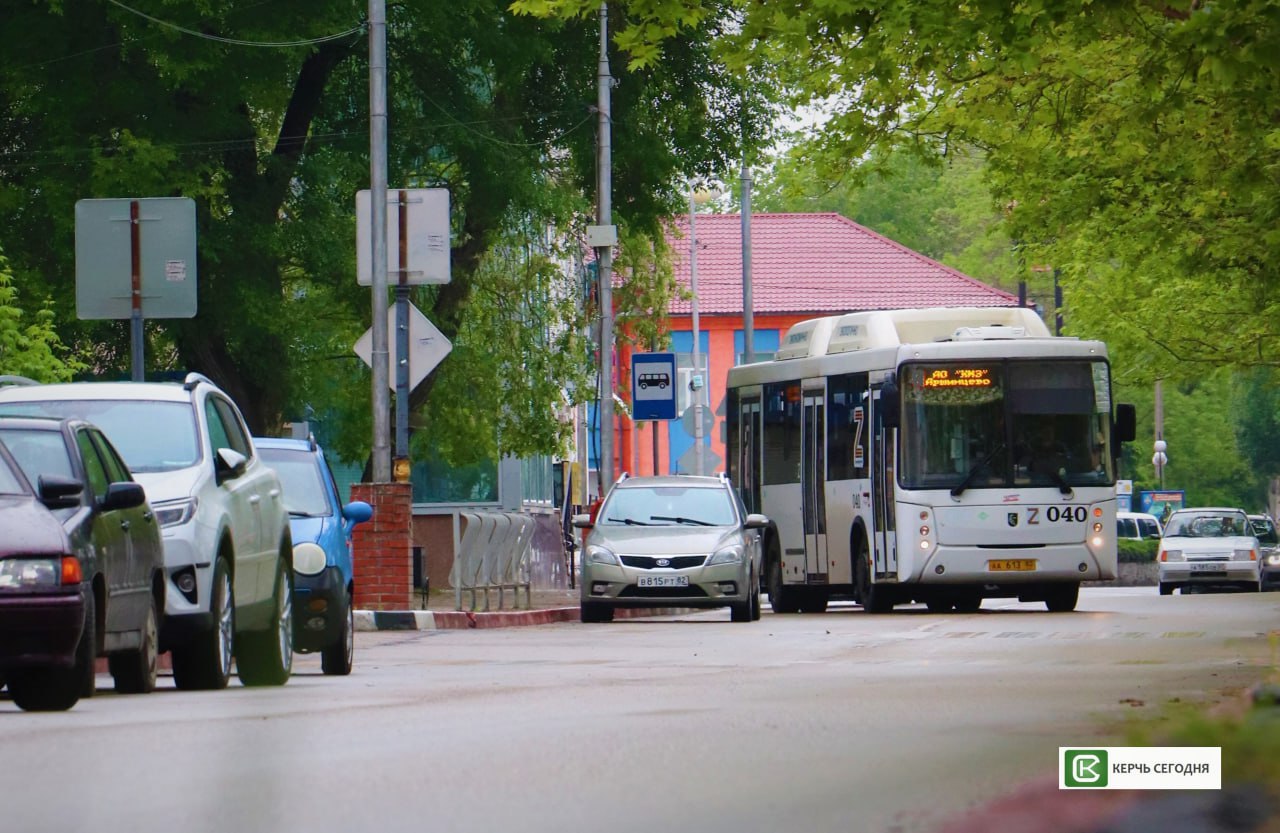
353, 586, 693, 631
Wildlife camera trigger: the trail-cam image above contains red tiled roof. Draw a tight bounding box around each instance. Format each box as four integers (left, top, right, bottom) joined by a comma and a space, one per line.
663, 212, 1017, 315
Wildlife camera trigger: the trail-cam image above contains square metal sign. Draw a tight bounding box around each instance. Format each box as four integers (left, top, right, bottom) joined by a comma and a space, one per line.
74, 198, 198, 320
356, 188, 450, 286
632, 352, 677, 421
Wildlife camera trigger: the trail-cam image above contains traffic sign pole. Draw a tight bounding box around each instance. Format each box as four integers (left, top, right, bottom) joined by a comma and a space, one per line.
129, 201, 144, 381
395, 190, 411, 480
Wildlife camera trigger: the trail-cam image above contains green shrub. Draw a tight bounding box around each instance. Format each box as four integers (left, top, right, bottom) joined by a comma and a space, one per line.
1118, 538, 1159, 563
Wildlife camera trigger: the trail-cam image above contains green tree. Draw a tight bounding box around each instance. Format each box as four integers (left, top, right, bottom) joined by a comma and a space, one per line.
1231, 369, 1280, 480
0, 0, 769, 468
517, 0, 1280, 381
0, 251, 83, 383
1115, 371, 1265, 510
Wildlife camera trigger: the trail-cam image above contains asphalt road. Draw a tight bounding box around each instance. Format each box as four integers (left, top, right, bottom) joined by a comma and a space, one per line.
2, 588, 1276, 833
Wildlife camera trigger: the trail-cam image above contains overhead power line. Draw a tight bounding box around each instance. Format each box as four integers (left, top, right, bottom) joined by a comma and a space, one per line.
105, 0, 365, 48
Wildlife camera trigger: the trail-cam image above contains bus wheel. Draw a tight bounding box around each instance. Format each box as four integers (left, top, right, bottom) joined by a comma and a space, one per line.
854, 537, 894, 614
766, 555, 801, 614
925, 599, 954, 613
1044, 583, 1079, 613
954, 592, 982, 613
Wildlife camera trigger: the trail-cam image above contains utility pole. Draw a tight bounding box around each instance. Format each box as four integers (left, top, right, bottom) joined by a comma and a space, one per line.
741, 153, 754, 366
595, 3, 615, 493
689, 183, 705, 476
368, 0, 391, 482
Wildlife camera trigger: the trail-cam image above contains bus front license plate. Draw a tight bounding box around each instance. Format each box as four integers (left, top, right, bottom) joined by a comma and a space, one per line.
987, 559, 1037, 572
638, 575, 689, 588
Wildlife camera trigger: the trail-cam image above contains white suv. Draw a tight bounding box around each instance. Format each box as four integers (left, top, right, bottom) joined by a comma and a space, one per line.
0, 373, 293, 689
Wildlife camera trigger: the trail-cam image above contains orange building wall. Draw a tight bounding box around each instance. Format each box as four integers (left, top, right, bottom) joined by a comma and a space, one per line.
616, 313, 804, 477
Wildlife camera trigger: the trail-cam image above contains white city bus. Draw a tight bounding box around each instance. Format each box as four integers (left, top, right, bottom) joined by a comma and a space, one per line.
726, 307, 1136, 614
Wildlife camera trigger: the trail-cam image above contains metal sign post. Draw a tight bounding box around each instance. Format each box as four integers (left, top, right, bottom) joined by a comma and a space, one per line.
356, 186, 450, 481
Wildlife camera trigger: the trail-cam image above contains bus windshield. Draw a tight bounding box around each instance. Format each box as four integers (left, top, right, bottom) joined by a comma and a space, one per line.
899, 359, 1114, 491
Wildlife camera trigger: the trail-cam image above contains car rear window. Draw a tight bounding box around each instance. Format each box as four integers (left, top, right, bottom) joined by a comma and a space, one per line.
0, 400, 198, 472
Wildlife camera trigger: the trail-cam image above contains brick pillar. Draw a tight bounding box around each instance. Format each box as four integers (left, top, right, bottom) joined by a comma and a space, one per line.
351, 482, 413, 611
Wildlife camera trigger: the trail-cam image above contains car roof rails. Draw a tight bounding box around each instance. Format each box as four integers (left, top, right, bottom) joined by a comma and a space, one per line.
616, 471, 630, 483
308, 432, 318, 452
183, 372, 217, 392
0, 375, 41, 387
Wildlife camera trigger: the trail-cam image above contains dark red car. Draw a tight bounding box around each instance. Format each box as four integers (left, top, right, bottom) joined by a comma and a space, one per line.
0, 416, 164, 711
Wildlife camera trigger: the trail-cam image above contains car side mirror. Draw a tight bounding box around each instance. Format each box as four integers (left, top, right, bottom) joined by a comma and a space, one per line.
571, 513, 593, 529
102, 481, 146, 511
744, 513, 769, 529
1114, 403, 1136, 444
38, 474, 83, 510
214, 447, 248, 483
343, 500, 373, 525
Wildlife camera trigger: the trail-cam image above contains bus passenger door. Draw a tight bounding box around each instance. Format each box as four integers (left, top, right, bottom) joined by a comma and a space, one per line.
802, 386, 827, 582
737, 396, 762, 514
872, 388, 897, 578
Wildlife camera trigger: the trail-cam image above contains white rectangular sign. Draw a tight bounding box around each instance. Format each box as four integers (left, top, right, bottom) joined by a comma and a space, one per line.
356, 188, 450, 286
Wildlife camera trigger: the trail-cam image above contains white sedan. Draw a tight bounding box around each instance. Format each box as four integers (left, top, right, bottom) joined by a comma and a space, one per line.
1157, 507, 1262, 595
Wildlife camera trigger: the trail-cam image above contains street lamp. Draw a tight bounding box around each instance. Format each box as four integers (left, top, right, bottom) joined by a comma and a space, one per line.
687, 180, 723, 477
1153, 439, 1168, 489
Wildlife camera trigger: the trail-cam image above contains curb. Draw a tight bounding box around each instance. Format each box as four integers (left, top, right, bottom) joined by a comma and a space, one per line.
354, 605, 698, 631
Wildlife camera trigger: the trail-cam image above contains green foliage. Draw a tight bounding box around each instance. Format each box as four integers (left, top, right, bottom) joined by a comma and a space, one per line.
0, 0, 767, 471
0, 252, 84, 383
1231, 369, 1280, 478
417, 234, 594, 466
1114, 371, 1267, 511
522, 0, 1280, 379
1117, 538, 1157, 564
612, 224, 681, 354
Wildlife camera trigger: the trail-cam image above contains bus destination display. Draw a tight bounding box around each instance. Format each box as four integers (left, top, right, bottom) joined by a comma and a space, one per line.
921, 366, 993, 388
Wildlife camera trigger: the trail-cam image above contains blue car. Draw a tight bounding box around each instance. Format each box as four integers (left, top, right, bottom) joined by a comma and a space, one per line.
255, 437, 371, 675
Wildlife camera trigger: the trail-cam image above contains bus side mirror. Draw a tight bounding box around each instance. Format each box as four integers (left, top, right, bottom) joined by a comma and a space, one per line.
880, 379, 900, 429
1114, 403, 1136, 444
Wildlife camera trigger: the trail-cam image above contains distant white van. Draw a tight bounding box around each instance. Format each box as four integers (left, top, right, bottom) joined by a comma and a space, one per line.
1117, 511, 1163, 541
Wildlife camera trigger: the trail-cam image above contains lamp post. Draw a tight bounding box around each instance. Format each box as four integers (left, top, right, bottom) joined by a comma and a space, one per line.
1153, 379, 1167, 489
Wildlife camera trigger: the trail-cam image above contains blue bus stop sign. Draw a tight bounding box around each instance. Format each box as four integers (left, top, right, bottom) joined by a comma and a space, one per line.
632, 352, 677, 421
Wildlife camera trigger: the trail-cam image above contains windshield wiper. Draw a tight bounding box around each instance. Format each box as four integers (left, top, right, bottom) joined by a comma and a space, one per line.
950, 443, 1004, 498
606, 516, 652, 525
649, 515, 714, 526
288, 510, 323, 518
